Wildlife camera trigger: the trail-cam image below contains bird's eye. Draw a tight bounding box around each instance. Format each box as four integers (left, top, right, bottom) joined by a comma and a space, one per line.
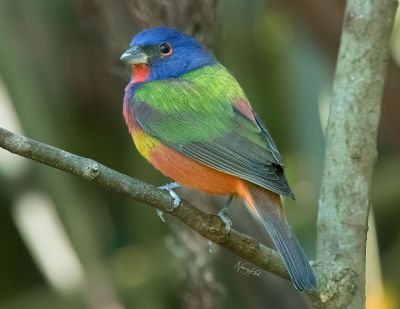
159, 43, 172, 56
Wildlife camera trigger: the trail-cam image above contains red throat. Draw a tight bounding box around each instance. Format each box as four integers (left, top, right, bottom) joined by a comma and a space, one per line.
132, 64, 150, 83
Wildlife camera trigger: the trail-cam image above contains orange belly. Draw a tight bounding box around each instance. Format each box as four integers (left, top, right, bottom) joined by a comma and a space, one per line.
149, 142, 252, 204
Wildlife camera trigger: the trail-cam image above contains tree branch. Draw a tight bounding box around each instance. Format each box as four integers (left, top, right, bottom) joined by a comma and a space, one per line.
315, 0, 397, 308
0, 126, 288, 280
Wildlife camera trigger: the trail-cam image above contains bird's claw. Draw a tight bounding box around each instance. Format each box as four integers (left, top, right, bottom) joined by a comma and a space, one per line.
156, 209, 166, 223
218, 209, 232, 232
208, 241, 213, 253
217, 195, 234, 232
159, 182, 181, 210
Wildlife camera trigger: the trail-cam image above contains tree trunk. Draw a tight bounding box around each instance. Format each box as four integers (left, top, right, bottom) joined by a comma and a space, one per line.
315, 0, 397, 308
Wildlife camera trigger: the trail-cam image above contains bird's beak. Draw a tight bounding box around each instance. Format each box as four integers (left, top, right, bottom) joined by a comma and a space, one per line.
120, 46, 148, 64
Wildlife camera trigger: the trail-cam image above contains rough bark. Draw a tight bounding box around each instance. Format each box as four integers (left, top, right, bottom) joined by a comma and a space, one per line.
315, 0, 397, 308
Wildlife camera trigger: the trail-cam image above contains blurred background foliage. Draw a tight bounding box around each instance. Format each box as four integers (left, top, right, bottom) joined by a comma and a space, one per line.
0, 0, 399, 308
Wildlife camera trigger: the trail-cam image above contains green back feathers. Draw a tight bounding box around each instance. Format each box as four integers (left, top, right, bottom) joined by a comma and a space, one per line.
135, 64, 245, 112
133, 64, 246, 143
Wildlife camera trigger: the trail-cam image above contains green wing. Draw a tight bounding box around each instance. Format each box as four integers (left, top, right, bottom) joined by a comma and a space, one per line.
131, 64, 293, 196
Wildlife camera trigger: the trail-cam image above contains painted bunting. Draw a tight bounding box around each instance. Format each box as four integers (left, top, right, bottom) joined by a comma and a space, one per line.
121, 27, 316, 291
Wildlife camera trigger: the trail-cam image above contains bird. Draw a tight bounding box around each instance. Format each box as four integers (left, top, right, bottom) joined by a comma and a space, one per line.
120, 26, 316, 291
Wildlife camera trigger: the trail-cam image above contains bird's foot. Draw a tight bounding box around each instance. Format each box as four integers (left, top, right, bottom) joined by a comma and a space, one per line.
159, 182, 181, 210
156, 209, 166, 223
218, 208, 232, 232
218, 195, 233, 232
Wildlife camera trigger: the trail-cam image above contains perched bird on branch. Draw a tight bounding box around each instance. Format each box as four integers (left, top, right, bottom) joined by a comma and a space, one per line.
121, 27, 316, 291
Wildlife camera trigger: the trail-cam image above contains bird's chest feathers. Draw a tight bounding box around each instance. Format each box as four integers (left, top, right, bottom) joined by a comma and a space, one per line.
123, 84, 160, 160
131, 129, 159, 160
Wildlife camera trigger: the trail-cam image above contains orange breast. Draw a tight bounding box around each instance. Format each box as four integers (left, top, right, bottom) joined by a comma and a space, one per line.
149, 142, 252, 203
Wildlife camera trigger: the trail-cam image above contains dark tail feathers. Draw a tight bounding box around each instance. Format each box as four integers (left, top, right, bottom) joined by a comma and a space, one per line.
248, 186, 316, 291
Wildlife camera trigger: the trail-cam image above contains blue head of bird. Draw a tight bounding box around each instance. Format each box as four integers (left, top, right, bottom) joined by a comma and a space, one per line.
120, 27, 216, 81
